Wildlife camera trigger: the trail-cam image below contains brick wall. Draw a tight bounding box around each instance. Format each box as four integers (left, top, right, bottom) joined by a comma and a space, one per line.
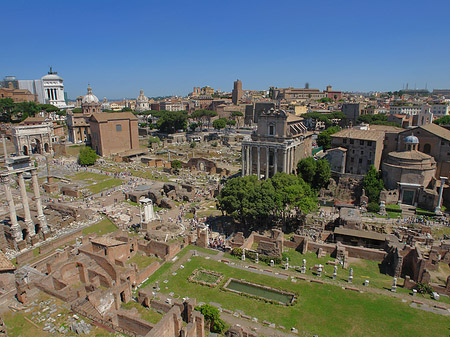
117, 313, 154, 336
136, 261, 161, 285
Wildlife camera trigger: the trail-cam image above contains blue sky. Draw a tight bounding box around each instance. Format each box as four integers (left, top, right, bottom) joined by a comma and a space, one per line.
2, 0, 450, 99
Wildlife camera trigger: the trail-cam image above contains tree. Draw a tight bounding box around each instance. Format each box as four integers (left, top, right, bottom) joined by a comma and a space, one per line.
121, 107, 132, 112
14, 101, 41, 121
39, 104, 59, 112
156, 111, 187, 133
0, 98, 15, 122
433, 115, 450, 126
231, 111, 244, 127
72, 108, 82, 113
363, 165, 384, 204
189, 122, 199, 132
195, 304, 225, 334
78, 147, 98, 166
317, 126, 341, 150
296, 157, 331, 190
212, 118, 227, 130
171, 160, 181, 174
148, 136, 160, 147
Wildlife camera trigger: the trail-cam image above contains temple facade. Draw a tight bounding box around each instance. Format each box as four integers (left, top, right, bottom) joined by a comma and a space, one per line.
241, 108, 312, 179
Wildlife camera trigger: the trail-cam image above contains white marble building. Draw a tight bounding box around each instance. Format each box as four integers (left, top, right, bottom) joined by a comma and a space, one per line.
135, 89, 149, 112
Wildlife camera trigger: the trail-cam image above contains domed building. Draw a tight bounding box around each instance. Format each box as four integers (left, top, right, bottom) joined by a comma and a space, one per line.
67, 85, 102, 143
135, 89, 149, 112
81, 85, 101, 114
41, 67, 67, 109
382, 135, 438, 208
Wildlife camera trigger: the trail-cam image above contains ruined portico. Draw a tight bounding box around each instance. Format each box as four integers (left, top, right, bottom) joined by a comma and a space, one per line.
1, 155, 49, 249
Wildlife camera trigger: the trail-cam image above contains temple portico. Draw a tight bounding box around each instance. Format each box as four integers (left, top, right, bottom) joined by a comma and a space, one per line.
1, 155, 49, 248
241, 108, 312, 179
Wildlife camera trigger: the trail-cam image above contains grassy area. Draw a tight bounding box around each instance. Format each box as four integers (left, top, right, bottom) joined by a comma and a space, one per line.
432, 226, 450, 239
65, 144, 85, 157
193, 270, 221, 284
147, 256, 450, 337
127, 254, 159, 270
82, 218, 118, 236
70, 171, 109, 182
121, 301, 163, 324
86, 178, 122, 194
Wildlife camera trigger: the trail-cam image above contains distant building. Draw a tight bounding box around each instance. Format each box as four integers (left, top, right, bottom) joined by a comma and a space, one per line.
241, 108, 311, 179
135, 89, 149, 112
342, 103, 365, 126
389, 105, 422, 115
328, 128, 385, 175
0, 83, 37, 103
89, 112, 139, 156
67, 85, 101, 143
232, 79, 243, 105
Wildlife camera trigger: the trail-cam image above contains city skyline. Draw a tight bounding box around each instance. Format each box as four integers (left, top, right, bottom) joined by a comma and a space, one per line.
2, 0, 450, 98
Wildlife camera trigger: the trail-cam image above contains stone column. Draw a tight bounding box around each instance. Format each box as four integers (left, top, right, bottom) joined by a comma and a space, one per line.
241, 145, 245, 177
3, 176, 22, 241
282, 149, 287, 173
31, 169, 49, 233
435, 177, 447, 215
257, 147, 261, 179
248, 146, 252, 175
274, 149, 278, 175
265, 147, 270, 179
18, 172, 35, 236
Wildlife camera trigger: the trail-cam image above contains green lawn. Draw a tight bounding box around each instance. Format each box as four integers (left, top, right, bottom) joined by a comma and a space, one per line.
127, 254, 159, 270
86, 178, 122, 194
82, 218, 118, 236
70, 171, 108, 182
146, 255, 450, 337
121, 301, 163, 324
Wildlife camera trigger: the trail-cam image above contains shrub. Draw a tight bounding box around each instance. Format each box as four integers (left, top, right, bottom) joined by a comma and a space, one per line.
415, 282, 433, 294
78, 147, 97, 166
190, 142, 196, 148
367, 202, 380, 213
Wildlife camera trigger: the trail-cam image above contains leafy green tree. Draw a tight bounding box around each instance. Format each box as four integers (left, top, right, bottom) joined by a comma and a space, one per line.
296, 157, 331, 190
189, 122, 199, 131
317, 126, 341, 150
78, 147, 98, 166
433, 115, 450, 126
39, 104, 59, 112
14, 101, 40, 121
195, 304, 225, 334
121, 107, 132, 112
72, 108, 82, 113
156, 111, 187, 133
0, 98, 15, 122
231, 111, 244, 127
363, 166, 384, 204
213, 118, 227, 130
226, 119, 236, 126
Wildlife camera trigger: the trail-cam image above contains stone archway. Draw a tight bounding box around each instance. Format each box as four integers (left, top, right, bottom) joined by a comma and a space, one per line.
22, 228, 29, 241
23, 145, 28, 155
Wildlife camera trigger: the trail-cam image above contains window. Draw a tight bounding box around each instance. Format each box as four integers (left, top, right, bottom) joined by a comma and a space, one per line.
268, 125, 275, 136
361, 151, 364, 155
350, 139, 354, 144
351, 157, 354, 162
116, 124, 122, 132
343, 139, 347, 144
359, 158, 362, 163
367, 141, 372, 146
360, 140, 364, 145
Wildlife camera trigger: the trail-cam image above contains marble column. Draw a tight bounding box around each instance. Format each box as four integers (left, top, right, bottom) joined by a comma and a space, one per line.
248, 146, 252, 175
3, 176, 22, 241
18, 172, 35, 236
282, 149, 287, 173
31, 169, 49, 233
241, 145, 245, 177
257, 147, 261, 179
265, 147, 270, 179
435, 177, 447, 215
274, 149, 278, 175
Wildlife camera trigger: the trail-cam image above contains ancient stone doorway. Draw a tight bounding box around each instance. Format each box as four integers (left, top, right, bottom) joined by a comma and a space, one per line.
402, 190, 415, 205
23, 145, 28, 155
34, 223, 41, 236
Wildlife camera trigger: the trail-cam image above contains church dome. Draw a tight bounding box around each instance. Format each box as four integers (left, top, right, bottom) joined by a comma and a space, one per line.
137, 89, 148, 102
404, 135, 419, 144
82, 86, 99, 104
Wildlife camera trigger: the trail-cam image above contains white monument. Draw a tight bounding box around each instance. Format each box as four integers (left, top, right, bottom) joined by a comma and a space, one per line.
139, 198, 157, 224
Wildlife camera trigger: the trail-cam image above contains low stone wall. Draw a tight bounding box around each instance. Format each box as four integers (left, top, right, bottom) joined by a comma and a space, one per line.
116, 312, 154, 336
345, 245, 387, 261
39, 229, 83, 255
16, 249, 34, 264
136, 261, 161, 285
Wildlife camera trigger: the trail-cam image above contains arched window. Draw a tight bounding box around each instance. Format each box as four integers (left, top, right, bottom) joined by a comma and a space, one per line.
423, 143, 431, 154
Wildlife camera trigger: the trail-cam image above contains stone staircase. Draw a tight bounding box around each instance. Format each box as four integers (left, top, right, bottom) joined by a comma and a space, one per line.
73, 298, 103, 321
400, 204, 416, 217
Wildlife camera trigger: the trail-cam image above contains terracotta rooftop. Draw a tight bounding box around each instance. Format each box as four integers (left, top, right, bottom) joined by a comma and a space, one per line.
90, 112, 138, 122
419, 123, 450, 141
388, 150, 435, 161
331, 129, 385, 141
90, 237, 124, 247
0, 251, 15, 271
334, 227, 388, 242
